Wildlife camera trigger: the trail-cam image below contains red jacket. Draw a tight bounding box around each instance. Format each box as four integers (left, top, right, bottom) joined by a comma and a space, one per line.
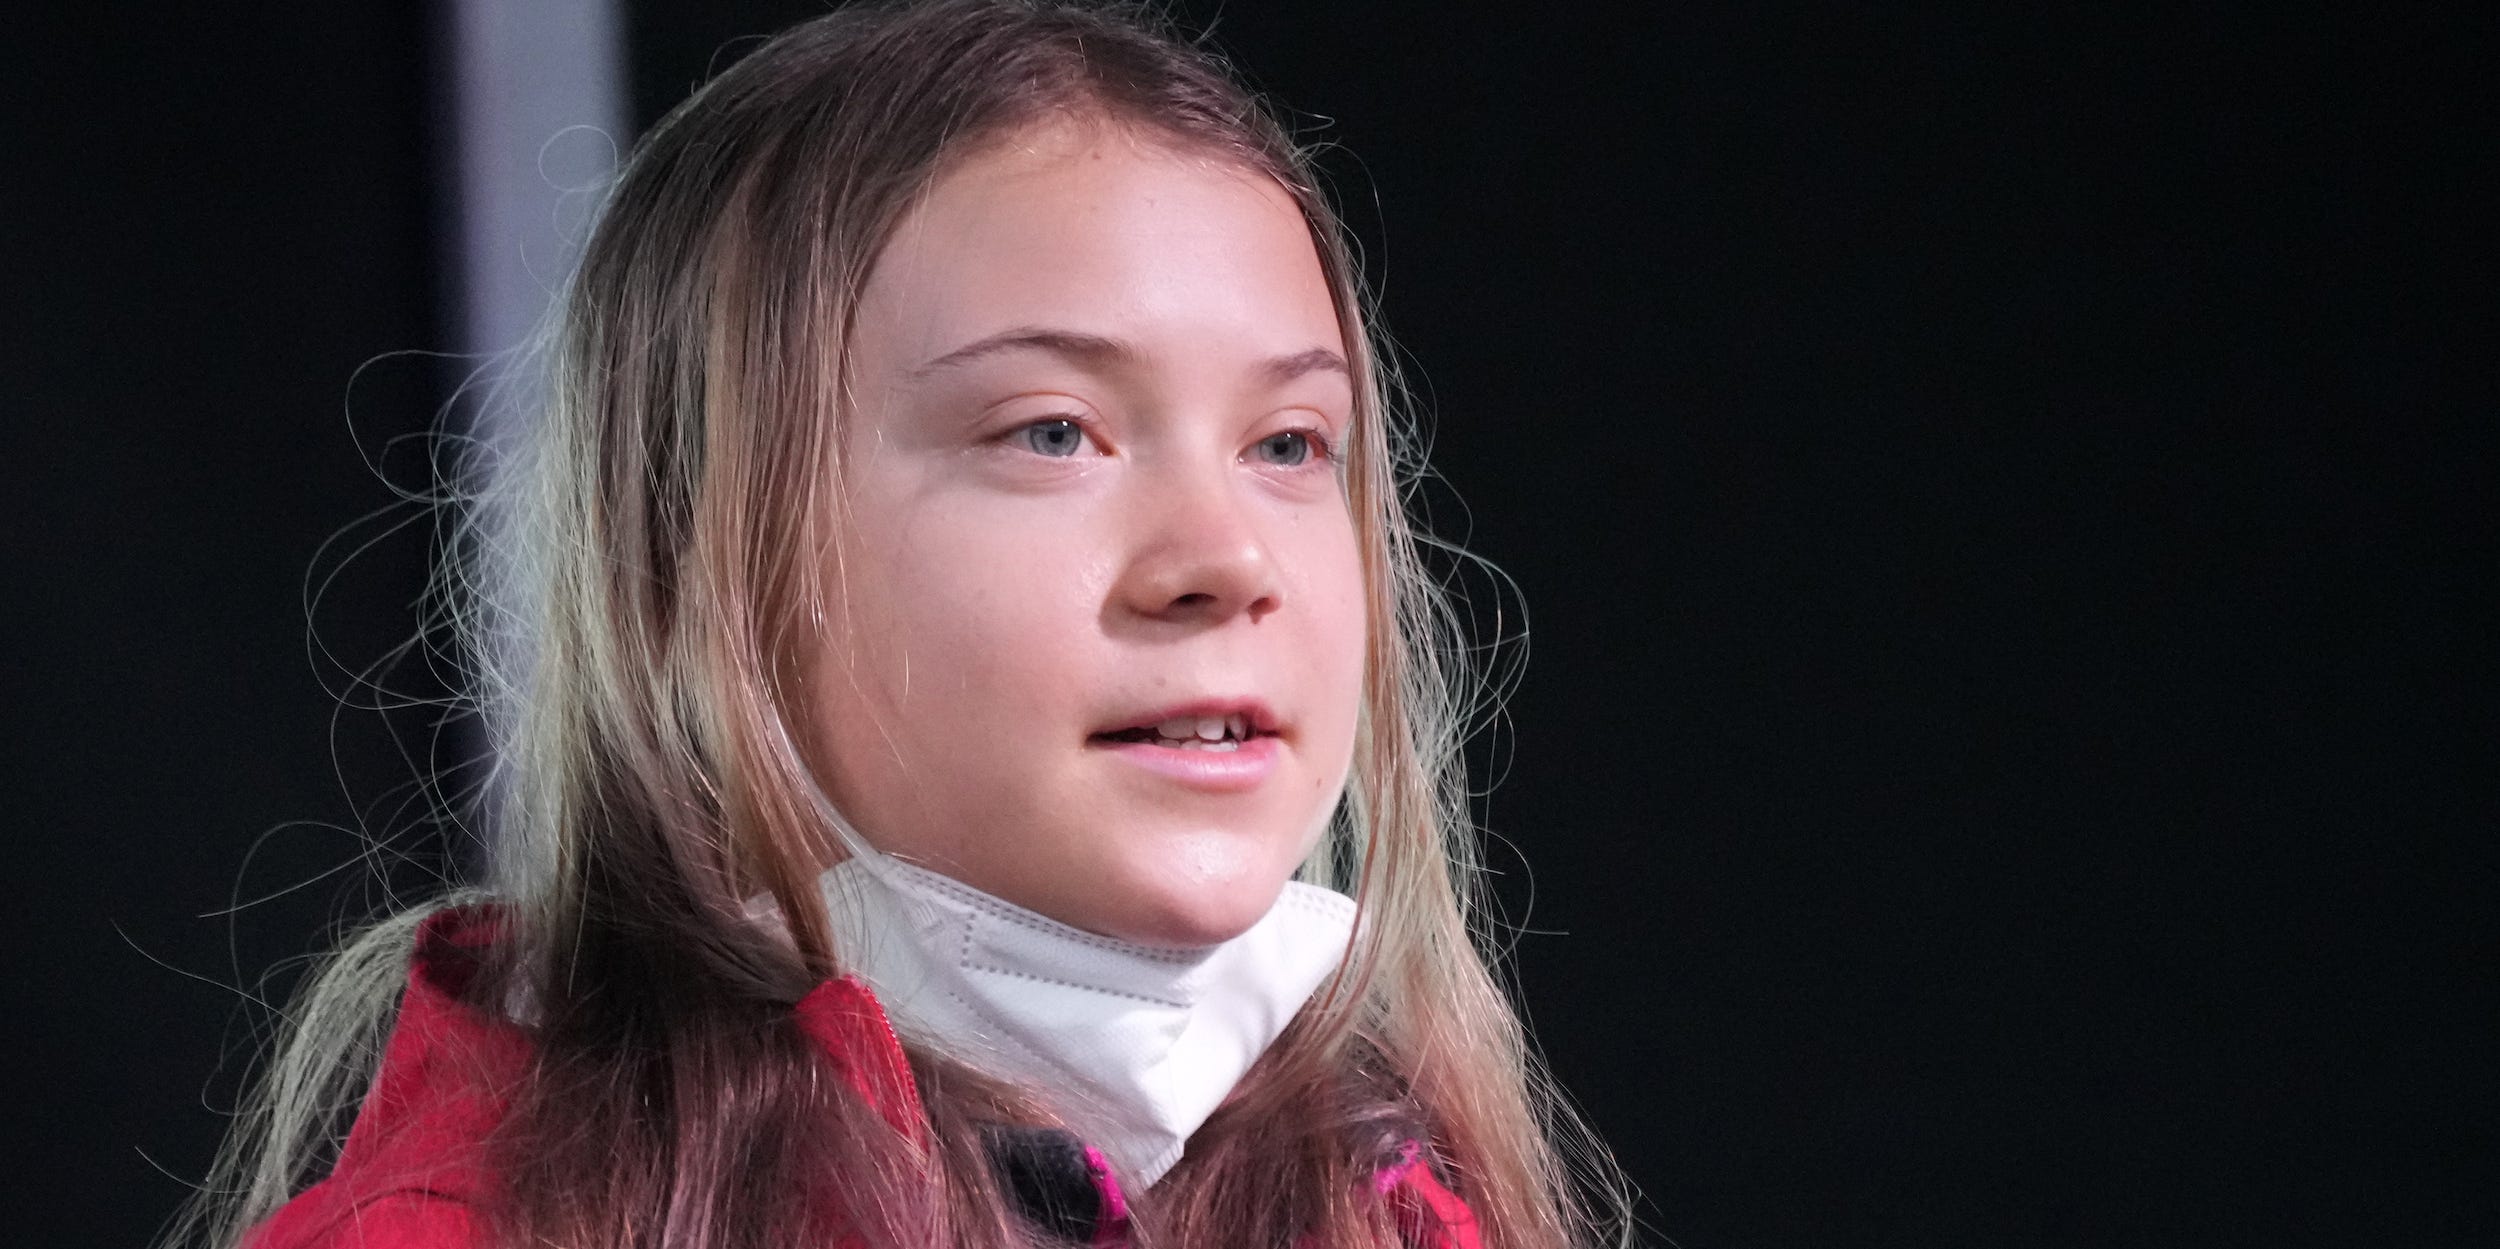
246, 908, 1481, 1248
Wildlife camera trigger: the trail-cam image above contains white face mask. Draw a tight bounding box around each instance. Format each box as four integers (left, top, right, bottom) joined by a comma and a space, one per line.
814, 851, 1358, 1186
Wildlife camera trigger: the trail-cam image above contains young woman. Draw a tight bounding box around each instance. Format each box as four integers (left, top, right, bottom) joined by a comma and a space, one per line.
174, 2, 1627, 1245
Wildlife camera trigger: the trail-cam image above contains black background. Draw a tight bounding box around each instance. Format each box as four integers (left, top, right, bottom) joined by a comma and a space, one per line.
5, 3, 2487, 1246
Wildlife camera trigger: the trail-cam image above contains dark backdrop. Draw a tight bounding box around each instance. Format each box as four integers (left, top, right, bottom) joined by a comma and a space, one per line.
6, 3, 2486, 1246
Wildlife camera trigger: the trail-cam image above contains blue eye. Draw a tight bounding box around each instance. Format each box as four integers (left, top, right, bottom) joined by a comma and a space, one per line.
1252, 430, 1321, 467
1017, 418, 1088, 458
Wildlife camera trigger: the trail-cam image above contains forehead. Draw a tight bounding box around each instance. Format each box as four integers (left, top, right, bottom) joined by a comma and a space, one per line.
852, 117, 1343, 379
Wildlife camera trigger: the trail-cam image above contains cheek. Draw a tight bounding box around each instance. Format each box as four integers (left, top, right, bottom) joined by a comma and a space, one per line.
845, 499, 1109, 731
1300, 513, 1372, 727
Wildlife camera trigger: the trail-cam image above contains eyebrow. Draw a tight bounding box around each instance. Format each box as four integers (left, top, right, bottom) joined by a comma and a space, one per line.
906, 327, 1350, 389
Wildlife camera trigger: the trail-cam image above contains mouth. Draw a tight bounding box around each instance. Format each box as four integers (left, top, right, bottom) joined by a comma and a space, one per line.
1087, 703, 1284, 792
1087, 700, 1285, 755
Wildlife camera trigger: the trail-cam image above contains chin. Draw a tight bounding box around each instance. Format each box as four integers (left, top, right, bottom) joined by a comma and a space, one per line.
1094, 855, 1293, 949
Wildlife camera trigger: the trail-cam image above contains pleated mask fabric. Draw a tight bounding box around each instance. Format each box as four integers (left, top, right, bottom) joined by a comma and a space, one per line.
816, 851, 1358, 1185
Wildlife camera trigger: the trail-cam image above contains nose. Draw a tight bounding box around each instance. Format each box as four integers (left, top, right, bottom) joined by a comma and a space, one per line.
1112, 464, 1284, 626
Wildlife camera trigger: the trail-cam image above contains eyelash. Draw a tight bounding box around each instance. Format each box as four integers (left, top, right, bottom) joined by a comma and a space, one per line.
1002, 416, 1339, 470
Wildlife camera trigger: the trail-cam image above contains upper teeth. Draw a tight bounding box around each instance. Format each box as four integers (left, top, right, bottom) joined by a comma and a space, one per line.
1155, 714, 1249, 741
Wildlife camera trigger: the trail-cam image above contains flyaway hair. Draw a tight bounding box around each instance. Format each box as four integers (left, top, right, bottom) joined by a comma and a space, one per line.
166, 3, 1633, 1247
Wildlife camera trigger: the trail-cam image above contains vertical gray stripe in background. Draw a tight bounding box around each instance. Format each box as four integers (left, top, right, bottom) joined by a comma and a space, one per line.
434, 0, 626, 864
441, 0, 627, 423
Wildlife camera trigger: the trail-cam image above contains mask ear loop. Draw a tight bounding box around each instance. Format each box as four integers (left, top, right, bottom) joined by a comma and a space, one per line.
794, 766, 882, 865
746, 700, 893, 982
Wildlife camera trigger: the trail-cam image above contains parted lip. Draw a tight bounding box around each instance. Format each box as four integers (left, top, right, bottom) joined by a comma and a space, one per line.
1090, 696, 1285, 738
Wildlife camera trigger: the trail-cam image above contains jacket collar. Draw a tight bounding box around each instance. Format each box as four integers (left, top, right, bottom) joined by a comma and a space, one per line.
334, 906, 1472, 1248
398, 905, 1132, 1240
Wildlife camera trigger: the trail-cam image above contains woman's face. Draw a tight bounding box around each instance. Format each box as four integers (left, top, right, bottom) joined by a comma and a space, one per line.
806, 119, 1366, 947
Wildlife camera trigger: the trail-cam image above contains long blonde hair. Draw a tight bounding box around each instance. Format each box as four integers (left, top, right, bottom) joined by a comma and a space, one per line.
170, 2, 1629, 1246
